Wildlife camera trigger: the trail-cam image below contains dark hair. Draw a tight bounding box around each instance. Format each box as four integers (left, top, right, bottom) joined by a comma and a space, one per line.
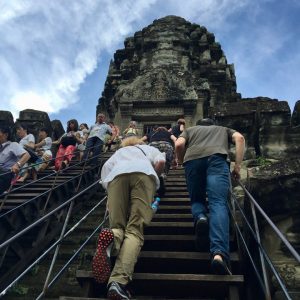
157, 126, 168, 132
0, 125, 11, 140
196, 118, 215, 126
15, 123, 28, 131
177, 118, 185, 125
80, 123, 89, 130
39, 127, 49, 136
67, 119, 79, 132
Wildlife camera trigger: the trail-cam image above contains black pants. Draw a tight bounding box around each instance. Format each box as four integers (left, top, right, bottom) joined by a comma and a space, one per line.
0, 169, 13, 195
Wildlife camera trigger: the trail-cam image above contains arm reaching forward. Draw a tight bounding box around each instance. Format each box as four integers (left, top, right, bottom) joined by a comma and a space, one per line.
175, 137, 186, 164
231, 132, 245, 180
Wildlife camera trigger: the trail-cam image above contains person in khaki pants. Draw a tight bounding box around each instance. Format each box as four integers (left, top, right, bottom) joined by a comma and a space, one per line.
92, 136, 165, 300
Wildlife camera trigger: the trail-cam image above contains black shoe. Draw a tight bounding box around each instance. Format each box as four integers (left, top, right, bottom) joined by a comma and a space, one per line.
211, 253, 232, 275
61, 161, 68, 170
195, 215, 209, 251
107, 281, 131, 300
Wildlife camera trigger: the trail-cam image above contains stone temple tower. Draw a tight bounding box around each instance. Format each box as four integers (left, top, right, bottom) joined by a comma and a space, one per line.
97, 15, 240, 133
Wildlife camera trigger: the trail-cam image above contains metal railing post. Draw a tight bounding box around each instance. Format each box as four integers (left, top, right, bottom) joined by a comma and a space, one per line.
39, 148, 101, 297
249, 197, 272, 300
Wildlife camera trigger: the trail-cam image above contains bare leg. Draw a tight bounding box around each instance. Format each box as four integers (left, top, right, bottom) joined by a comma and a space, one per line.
17, 171, 29, 183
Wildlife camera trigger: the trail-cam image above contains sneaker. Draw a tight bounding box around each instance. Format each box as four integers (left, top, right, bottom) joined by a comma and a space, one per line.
195, 215, 208, 234
92, 228, 114, 283
107, 281, 131, 300
211, 253, 232, 275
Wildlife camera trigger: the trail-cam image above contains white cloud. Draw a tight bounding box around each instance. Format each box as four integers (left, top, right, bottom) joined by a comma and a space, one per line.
0, 0, 157, 117
0, 0, 298, 120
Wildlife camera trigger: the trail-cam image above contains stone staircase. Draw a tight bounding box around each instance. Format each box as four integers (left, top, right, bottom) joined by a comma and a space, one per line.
59, 168, 245, 300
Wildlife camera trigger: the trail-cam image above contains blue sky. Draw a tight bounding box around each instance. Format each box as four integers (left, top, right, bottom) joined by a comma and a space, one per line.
1, 0, 299, 129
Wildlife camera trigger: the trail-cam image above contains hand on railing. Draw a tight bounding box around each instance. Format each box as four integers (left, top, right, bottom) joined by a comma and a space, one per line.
231, 163, 241, 181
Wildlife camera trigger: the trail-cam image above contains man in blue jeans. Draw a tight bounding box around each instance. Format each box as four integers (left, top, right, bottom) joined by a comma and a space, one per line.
83, 113, 112, 165
175, 118, 245, 275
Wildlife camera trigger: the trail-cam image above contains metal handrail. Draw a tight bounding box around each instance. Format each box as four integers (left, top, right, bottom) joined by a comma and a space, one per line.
0, 147, 106, 216
0, 178, 100, 250
0, 146, 107, 293
36, 198, 109, 299
40, 154, 100, 295
229, 179, 298, 300
0, 148, 109, 297
0, 193, 108, 296
0, 142, 106, 202
0, 163, 97, 219
237, 179, 300, 263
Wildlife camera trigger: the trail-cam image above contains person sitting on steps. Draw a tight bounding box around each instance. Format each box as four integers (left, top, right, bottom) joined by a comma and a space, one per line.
15, 123, 35, 182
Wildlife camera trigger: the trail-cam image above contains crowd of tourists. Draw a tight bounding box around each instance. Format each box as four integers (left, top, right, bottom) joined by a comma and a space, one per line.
0, 113, 245, 300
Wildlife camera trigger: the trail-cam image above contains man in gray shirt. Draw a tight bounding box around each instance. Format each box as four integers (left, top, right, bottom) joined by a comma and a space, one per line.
83, 113, 112, 165
175, 118, 245, 275
0, 125, 30, 194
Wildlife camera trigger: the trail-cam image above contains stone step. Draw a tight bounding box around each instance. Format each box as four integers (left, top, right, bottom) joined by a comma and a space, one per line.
152, 213, 192, 221
59, 296, 215, 300
163, 187, 187, 191
161, 192, 189, 197
155, 205, 191, 213
4, 192, 43, 199
146, 221, 195, 235
143, 235, 236, 252
165, 182, 186, 186
76, 271, 244, 299
158, 198, 190, 204
134, 251, 241, 274
165, 178, 186, 182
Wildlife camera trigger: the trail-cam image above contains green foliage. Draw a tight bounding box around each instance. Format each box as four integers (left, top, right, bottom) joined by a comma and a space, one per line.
29, 264, 39, 275
8, 283, 29, 295
256, 156, 272, 166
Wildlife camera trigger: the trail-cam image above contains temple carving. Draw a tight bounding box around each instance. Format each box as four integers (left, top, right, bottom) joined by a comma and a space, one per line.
97, 16, 240, 131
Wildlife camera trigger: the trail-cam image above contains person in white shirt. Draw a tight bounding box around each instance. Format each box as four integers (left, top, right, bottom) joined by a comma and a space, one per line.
83, 113, 112, 165
16, 124, 35, 182
92, 136, 165, 299
0, 125, 30, 194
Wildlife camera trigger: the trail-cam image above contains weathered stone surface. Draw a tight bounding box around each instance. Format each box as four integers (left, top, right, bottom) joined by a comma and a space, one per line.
0, 110, 14, 128
292, 100, 300, 127
247, 158, 300, 214
16, 109, 53, 140
209, 98, 299, 159
97, 15, 240, 130
247, 159, 300, 291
